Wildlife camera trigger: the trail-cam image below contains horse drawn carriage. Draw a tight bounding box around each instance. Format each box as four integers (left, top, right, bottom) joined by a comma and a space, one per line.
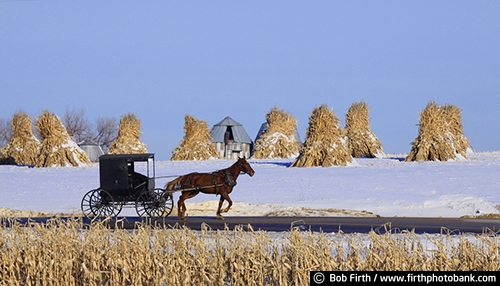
81, 153, 255, 219
81, 153, 174, 219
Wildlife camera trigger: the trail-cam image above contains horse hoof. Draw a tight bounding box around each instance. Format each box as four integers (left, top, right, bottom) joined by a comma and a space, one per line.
216, 214, 224, 220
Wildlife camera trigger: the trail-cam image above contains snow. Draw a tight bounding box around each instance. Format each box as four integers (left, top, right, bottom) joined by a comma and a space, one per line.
1, 151, 499, 219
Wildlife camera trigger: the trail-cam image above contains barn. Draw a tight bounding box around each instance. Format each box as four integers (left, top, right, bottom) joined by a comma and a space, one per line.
210, 116, 253, 159
78, 140, 104, 162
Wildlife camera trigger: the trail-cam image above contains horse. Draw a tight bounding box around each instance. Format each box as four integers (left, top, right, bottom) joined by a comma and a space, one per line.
165, 157, 255, 219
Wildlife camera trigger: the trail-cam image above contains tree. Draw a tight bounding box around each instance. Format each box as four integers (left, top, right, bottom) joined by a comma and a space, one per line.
94, 116, 117, 152
0, 118, 12, 147
63, 107, 93, 143
62, 108, 118, 152
2, 108, 117, 153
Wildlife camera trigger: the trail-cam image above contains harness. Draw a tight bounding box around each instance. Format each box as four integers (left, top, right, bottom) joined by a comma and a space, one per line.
175, 169, 237, 196
212, 169, 236, 195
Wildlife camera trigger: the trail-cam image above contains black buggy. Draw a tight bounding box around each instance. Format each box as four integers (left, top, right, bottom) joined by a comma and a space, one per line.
81, 153, 174, 219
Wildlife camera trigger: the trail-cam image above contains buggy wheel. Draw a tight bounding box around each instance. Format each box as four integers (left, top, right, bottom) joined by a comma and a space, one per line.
135, 188, 174, 218
81, 189, 99, 218
81, 189, 122, 219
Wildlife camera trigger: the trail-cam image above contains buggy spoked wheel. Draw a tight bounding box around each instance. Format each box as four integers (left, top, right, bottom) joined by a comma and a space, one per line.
135, 188, 174, 218
81, 189, 99, 218
81, 189, 122, 219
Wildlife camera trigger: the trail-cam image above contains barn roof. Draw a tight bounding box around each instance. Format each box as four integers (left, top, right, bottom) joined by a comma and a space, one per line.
210, 116, 252, 144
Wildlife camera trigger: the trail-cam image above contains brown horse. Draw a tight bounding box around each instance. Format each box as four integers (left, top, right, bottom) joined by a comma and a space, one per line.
166, 157, 255, 219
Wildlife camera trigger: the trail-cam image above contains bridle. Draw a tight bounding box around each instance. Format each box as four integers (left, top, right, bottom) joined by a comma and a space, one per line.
238, 160, 254, 176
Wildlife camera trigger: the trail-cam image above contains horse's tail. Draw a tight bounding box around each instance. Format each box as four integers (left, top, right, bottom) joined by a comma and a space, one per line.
165, 176, 183, 191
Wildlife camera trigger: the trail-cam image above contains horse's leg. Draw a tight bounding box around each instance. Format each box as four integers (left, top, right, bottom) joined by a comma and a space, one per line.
177, 192, 187, 219
216, 197, 225, 219
177, 191, 198, 219
221, 191, 232, 213
216, 191, 233, 219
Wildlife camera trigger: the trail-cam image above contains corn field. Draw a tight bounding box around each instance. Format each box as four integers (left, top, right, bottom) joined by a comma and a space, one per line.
0, 218, 499, 285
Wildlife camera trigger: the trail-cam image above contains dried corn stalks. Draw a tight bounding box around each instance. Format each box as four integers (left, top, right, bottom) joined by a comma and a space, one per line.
252, 107, 300, 159
444, 104, 471, 158
344, 102, 385, 158
170, 115, 219, 160
107, 113, 148, 154
35, 110, 90, 167
0, 219, 499, 285
406, 102, 471, 162
292, 104, 353, 167
0, 111, 40, 165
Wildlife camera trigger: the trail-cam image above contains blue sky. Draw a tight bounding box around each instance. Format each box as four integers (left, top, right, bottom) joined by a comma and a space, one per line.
1, 1, 499, 160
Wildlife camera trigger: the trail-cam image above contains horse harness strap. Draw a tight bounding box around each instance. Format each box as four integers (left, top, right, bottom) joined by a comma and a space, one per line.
177, 173, 208, 194
224, 170, 237, 187
211, 170, 237, 195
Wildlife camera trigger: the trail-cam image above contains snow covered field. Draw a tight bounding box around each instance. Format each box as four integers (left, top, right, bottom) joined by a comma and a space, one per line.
1, 151, 499, 219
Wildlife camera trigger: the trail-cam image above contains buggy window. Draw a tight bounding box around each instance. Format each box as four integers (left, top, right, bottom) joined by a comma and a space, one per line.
133, 160, 151, 178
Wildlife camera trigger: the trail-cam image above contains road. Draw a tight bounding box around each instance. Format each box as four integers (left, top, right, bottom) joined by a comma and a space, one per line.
7, 216, 500, 234
149, 216, 500, 234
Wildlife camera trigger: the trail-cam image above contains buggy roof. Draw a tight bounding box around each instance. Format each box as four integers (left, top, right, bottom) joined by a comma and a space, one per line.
99, 153, 155, 162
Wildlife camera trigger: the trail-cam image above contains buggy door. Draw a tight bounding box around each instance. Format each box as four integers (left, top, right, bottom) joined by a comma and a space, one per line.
131, 157, 155, 192
99, 157, 129, 196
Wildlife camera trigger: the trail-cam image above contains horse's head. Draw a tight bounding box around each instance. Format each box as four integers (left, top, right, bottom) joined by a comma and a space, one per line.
237, 156, 255, 177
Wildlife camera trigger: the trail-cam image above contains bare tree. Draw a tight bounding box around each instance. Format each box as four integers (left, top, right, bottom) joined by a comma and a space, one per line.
62, 107, 117, 152
63, 107, 93, 143
94, 116, 117, 152
0, 118, 12, 147
3, 109, 117, 156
